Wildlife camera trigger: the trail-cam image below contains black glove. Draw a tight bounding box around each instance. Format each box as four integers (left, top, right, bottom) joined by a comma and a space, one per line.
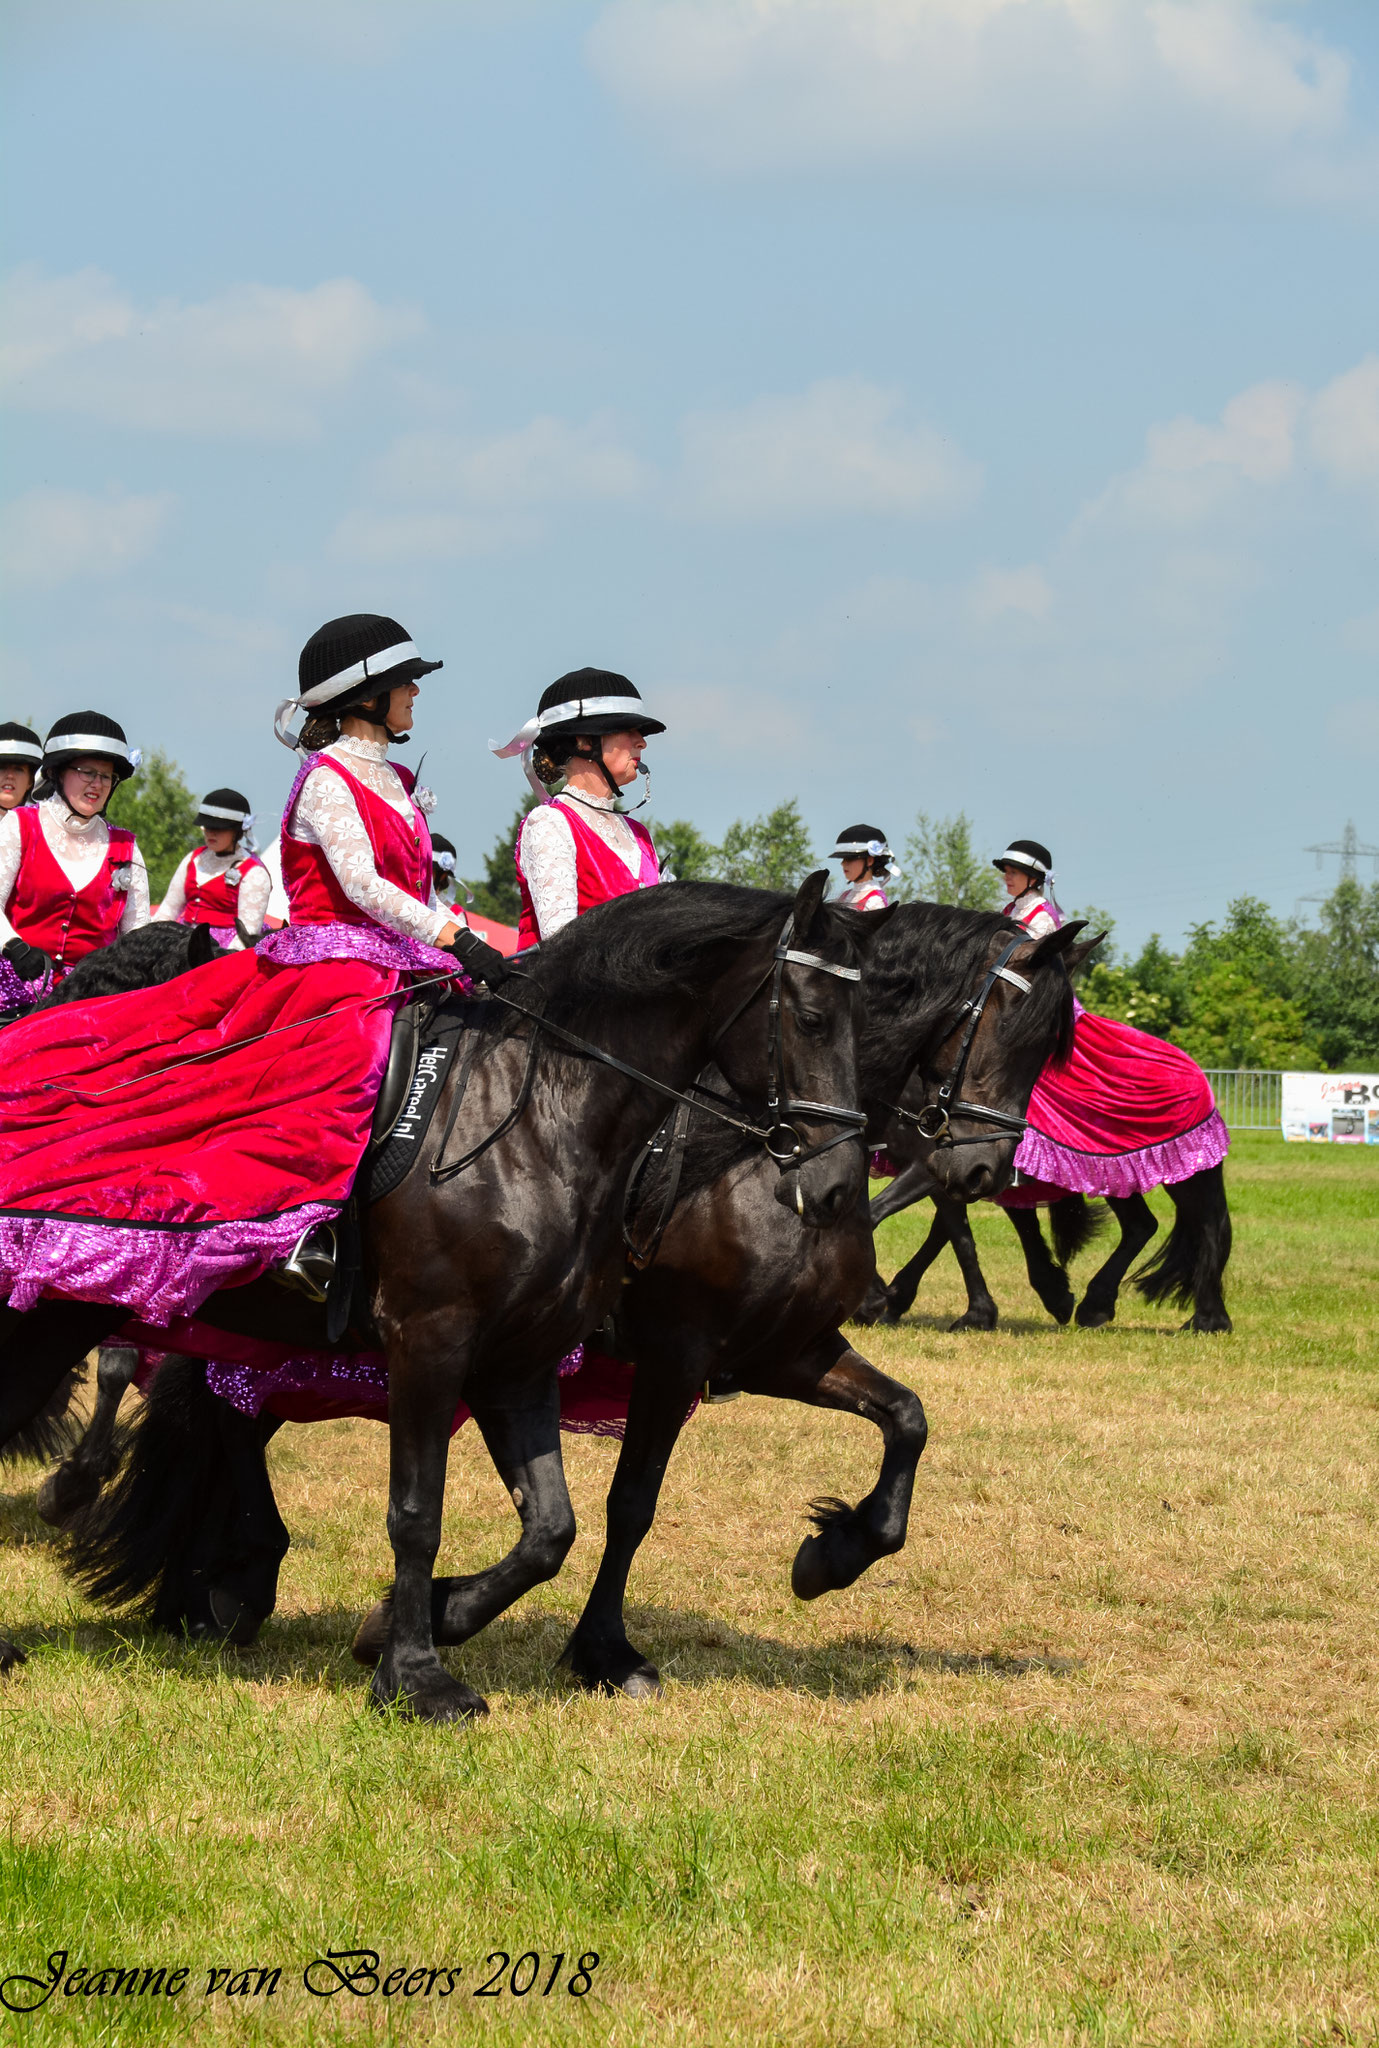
446, 926, 509, 988
3, 936, 51, 983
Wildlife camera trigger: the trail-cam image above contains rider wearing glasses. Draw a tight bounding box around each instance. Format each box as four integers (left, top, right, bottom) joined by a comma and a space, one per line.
494, 668, 665, 947
0, 712, 149, 1014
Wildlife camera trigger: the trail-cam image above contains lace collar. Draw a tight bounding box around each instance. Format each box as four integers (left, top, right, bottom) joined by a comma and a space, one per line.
42, 793, 106, 840
330, 734, 392, 766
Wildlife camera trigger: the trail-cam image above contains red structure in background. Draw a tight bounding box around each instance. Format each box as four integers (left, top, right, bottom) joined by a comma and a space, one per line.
462, 909, 518, 957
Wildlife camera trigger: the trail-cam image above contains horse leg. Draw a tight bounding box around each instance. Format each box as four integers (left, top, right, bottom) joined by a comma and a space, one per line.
35, 1343, 139, 1529
1075, 1193, 1158, 1328
866, 1207, 952, 1326
176, 1403, 290, 1645
1134, 1164, 1233, 1334
560, 1359, 705, 1698
769, 1328, 929, 1599
0, 1301, 126, 1675
354, 1375, 577, 1673
867, 1159, 937, 1230
1006, 1207, 1075, 1325
937, 1195, 999, 1332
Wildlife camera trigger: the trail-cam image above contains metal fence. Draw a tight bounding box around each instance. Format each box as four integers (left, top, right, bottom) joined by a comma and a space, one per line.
1204, 1069, 1283, 1130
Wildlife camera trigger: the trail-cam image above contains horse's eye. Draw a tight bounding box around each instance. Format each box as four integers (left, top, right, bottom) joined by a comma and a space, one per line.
795, 1008, 825, 1034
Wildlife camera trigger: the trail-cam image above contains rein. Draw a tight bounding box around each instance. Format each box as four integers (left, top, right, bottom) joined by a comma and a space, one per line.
879, 936, 1034, 1149
431, 911, 868, 1191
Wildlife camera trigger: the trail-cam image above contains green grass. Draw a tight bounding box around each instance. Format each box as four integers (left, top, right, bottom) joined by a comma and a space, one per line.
2, 1132, 1378, 2043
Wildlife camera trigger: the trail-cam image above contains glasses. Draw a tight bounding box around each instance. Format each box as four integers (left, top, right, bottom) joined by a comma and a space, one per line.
71, 766, 115, 789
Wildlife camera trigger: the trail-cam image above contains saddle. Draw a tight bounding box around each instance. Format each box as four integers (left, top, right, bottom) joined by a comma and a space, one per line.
366, 996, 471, 1202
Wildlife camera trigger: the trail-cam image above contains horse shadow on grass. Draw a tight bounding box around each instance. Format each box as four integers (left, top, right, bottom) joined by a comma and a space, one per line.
7, 1601, 1084, 1703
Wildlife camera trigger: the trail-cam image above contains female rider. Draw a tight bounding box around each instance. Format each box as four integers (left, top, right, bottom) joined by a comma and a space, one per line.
0, 712, 149, 1017
153, 788, 272, 950
493, 666, 664, 947
0, 615, 504, 1319
0, 723, 41, 816
994, 838, 1059, 939
830, 825, 895, 912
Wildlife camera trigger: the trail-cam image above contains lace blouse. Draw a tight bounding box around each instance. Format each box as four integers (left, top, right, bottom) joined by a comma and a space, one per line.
520, 788, 654, 941
0, 796, 150, 947
1005, 889, 1058, 939
289, 735, 450, 946
836, 879, 889, 912
152, 848, 273, 947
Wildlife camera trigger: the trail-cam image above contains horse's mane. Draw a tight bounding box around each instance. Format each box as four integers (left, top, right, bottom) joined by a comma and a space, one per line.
511, 881, 803, 1023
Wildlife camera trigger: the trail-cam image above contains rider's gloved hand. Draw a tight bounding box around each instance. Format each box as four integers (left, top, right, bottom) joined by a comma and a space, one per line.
445, 926, 509, 989
3, 936, 51, 983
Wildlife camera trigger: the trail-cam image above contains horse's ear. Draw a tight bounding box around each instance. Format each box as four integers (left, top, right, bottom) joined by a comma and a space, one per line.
1012, 918, 1091, 970
790, 868, 831, 940
1060, 931, 1107, 975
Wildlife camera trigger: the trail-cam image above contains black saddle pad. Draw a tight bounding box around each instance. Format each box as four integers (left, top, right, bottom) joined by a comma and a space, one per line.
367, 1005, 471, 1203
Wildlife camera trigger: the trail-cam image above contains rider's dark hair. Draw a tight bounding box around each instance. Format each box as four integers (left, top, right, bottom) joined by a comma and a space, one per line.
300, 689, 393, 755
531, 732, 597, 788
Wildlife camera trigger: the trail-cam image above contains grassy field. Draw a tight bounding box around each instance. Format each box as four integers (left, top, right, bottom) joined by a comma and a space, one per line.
2, 1130, 1378, 2044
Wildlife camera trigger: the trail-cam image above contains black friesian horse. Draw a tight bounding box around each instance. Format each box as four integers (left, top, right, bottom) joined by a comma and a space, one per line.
857, 1071, 1233, 1333
0, 876, 879, 1709
53, 906, 1093, 1698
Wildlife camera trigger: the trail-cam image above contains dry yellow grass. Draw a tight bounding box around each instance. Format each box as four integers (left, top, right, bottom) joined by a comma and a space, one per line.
1, 1132, 1377, 2044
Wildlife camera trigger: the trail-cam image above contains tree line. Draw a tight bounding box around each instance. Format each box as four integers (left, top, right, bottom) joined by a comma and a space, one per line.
114, 757, 1378, 1072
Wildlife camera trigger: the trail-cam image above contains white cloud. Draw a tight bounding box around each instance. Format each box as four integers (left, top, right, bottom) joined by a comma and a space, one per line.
374, 413, 647, 509
0, 266, 423, 439
589, 0, 1378, 203
680, 378, 980, 520
0, 488, 173, 589
1309, 357, 1379, 485
968, 565, 1054, 622
335, 411, 647, 562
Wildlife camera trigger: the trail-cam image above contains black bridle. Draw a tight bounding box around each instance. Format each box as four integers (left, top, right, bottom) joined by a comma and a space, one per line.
432, 909, 868, 1191
881, 935, 1034, 1149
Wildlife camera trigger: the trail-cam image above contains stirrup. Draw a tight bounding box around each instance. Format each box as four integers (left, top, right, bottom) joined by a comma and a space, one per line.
276, 1222, 337, 1304
702, 1376, 742, 1406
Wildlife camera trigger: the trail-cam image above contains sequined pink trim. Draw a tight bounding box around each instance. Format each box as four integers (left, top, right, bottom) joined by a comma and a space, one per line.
869, 1149, 900, 1181
0, 1203, 339, 1322
1012, 1109, 1230, 1199
201, 1339, 590, 1422
257, 921, 455, 977
0, 956, 53, 1013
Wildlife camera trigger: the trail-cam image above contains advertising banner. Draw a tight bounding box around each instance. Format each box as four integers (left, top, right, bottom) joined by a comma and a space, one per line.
1281, 1072, 1379, 1144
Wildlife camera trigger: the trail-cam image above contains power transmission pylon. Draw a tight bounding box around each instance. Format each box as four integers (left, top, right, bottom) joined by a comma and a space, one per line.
1297, 819, 1379, 914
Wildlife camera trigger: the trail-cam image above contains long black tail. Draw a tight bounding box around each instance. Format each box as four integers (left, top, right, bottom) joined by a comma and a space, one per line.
0, 1363, 86, 1465
1048, 1195, 1109, 1270
62, 1355, 228, 1626
1133, 1164, 1232, 1309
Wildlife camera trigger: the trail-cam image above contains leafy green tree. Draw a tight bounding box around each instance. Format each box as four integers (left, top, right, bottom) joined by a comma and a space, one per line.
1181, 895, 1296, 999
903, 812, 1001, 910
1290, 877, 1379, 1068
1079, 962, 1173, 1035
1064, 904, 1116, 967
107, 749, 200, 902
461, 794, 540, 925
648, 816, 718, 882
1171, 963, 1321, 1071
712, 799, 816, 892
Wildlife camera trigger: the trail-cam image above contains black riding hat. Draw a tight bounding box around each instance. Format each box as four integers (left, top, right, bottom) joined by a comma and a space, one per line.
993, 838, 1052, 881
43, 711, 138, 784
197, 788, 253, 832
276, 613, 443, 749
830, 823, 892, 862
532, 668, 665, 743
0, 722, 42, 772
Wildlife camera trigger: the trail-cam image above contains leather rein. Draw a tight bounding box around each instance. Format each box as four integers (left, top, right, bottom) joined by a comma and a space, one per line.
430, 909, 868, 1187
879, 935, 1035, 1150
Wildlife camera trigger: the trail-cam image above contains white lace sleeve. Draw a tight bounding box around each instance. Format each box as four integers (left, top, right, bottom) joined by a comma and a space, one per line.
0, 809, 23, 946
118, 843, 151, 934
152, 857, 188, 923
519, 805, 579, 940
292, 765, 450, 945
236, 862, 272, 938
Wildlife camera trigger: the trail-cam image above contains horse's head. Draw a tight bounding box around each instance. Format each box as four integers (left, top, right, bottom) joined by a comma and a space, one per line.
714, 870, 895, 1229
886, 919, 1102, 1203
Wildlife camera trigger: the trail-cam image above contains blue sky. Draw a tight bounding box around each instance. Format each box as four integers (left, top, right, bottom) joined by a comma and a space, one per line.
2, 0, 1377, 946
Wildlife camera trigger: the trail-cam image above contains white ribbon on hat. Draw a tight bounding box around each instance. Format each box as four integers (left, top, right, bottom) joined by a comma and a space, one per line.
491, 693, 659, 797
0, 738, 42, 765
433, 849, 456, 875
274, 639, 426, 752
44, 731, 134, 768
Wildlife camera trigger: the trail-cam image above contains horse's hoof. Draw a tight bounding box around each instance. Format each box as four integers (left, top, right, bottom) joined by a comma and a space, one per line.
948, 1309, 997, 1333
1075, 1302, 1115, 1329
0, 1636, 27, 1675
185, 1586, 264, 1648
35, 1462, 102, 1529
370, 1669, 489, 1723
1180, 1313, 1233, 1335
791, 1533, 836, 1600
618, 1667, 663, 1700
1037, 1287, 1075, 1325
351, 1598, 391, 1668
